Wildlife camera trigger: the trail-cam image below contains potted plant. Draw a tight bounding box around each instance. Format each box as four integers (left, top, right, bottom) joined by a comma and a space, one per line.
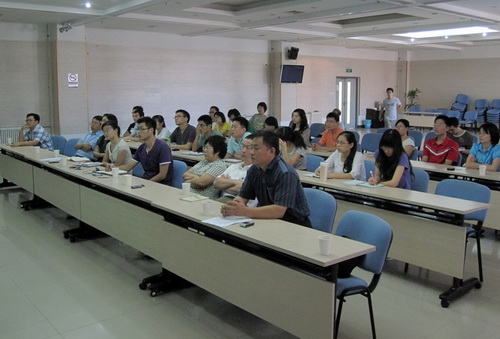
404, 88, 421, 110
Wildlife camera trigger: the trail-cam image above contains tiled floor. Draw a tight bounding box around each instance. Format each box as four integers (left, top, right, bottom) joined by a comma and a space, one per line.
1, 187, 500, 339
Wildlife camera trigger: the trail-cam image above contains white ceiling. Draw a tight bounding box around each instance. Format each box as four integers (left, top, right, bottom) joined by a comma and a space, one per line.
1, 0, 500, 51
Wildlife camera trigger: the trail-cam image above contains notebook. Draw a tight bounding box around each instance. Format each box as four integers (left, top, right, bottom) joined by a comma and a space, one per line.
95, 170, 128, 175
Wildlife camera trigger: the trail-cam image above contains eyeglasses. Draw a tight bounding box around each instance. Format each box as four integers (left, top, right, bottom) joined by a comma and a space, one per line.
25, 119, 35, 122
138, 127, 150, 131
337, 141, 351, 145
433, 123, 446, 127
197, 123, 207, 127
231, 125, 242, 130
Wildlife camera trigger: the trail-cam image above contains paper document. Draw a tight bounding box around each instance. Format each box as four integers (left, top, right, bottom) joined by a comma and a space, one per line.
181, 151, 204, 156
180, 195, 209, 202
68, 156, 90, 162
224, 158, 242, 163
41, 157, 61, 163
202, 216, 253, 228
303, 173, 320, 178
81, 162, 103, 167
95, 170, 128, 175
342, 180, 383, 188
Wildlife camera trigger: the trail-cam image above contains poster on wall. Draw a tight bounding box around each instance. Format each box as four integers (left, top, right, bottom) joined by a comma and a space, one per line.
67, 73, 78, 88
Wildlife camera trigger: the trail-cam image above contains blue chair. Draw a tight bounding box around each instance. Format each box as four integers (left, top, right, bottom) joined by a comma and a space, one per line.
425, 109, 438, 113
51, 135, 67, 152
408, 105, 422, 112
445, 110, 461, 119
409, 148, 418, 161
424, 131, 436, 143
306, 154, 323, 172
451, 94, 470, 114
411, 168, 429, 192
303, 188, 337, 233
486, 99, 500, 124
63, 138, 79, 156
435, 179, 490, 282
376, 128, 389, 134
460, 111, 478, 129
361, 133, 382, 153
311, 137, 321, 144
364, 160, 375, 181
472, 135, 479, 144
334, 210, 393, 339
132, 162, 145, 178
309, 123, 324, 139
171, 160, 187, 189
409, 130, 424, 149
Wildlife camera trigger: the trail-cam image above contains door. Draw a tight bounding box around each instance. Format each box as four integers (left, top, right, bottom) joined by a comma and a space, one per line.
336, 77, 359, 129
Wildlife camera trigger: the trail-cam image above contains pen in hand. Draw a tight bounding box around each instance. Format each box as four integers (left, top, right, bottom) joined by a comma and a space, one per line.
370, 170, 377, 185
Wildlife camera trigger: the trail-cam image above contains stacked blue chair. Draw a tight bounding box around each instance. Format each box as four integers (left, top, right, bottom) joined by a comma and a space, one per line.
303, 188, 337, 233
451, 93, 470, 115
445, 110, 461, 119
486, 99, 500, 124
407, 105, 422, 112
334, 210, 392, 339
460, 111, 478, 129
472, 99, 489, 124
51, 135, 67, 152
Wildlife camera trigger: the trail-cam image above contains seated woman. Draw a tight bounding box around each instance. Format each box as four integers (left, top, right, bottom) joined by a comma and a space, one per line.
368, 129, 412, 189
289, 108, 310, 147
212, 111, 231, 137
227, 108, 241, 122
101, 120, 133, 167
314, 131, 365, 180
465, 122, 500, 172
182, 135, 227, 199
395, 118, 415, 158
152, 114, 171, 140
277, 127, 307, 170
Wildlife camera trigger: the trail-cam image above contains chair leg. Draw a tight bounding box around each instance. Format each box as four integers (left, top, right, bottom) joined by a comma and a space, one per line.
366, 292, 377, 339
476, 231, 483, 282
334, 298, 345, 339
404, 263, 409, 273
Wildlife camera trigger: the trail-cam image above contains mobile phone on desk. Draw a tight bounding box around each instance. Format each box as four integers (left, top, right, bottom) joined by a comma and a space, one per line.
240, 221, 254, 228
447, 167, 455, 171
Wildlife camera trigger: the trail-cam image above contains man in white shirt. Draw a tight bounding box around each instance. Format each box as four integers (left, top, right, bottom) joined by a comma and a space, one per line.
379, 87, 401, 128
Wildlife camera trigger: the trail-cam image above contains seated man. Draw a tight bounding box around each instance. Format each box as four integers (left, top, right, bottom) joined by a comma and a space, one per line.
116, 117, 173, 185
214, 134, 254, 203
192, 114, 222, 152
221, 130, 311, 228
263, 116, 279, 132
123, 106, 144, 141
225, 117, 251, 160
422, 115, 459, 165
74, 115, 103, 160
12, 113, 53, 150
312, 112, 344, 152
447, 117, 474, 165
170, 109, 196, 150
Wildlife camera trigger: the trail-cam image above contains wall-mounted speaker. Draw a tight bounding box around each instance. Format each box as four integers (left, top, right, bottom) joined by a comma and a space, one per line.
288, 47, 299, 60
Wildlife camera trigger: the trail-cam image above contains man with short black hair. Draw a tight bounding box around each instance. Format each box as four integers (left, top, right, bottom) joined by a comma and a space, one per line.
74, 115, 103, 160
448, 117, 474, 164
221, 130, 311, 228
123, 106, 144, 141
312, 112, 344, 152
12, 113, 53, 150
422, 115, 460, 165
192, 114, 222, 152
170, 109, 196, 150
226, 117, 251, 160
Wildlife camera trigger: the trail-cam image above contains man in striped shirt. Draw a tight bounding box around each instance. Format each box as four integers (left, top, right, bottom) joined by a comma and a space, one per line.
12, 113, 53, 150
221, 130, 311, 228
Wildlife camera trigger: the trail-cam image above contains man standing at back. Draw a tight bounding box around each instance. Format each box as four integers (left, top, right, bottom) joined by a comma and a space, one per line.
74, 115, 103, 160
12, 113, 53, 150
379, 87, 401, 128
422, 115, 460, 165
221, 130, 311, 228
170, 109, 197, 150
116, 117, 173, 185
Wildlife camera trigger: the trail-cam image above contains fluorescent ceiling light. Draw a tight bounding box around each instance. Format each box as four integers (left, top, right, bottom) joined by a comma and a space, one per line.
395, 26, 498, 39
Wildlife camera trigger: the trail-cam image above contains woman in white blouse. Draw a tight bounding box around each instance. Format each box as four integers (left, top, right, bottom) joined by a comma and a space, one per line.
153, 115, 171, 140
395, 119, 415, 158
314, 131, 365, 180
101, 120, 133, 167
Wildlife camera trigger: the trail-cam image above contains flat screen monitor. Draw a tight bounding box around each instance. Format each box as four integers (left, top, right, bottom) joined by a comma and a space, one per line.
280, 65, 304, 83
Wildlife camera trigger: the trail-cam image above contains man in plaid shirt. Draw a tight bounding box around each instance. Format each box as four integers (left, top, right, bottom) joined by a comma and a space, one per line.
12, 113, 53, 150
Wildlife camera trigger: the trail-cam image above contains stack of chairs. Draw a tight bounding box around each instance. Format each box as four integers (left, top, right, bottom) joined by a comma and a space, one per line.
472, 99, 489, 124
486, 99, 500, 124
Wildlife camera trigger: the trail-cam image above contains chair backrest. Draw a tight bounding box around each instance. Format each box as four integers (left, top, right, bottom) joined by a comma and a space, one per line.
311, 137, 321, 144
376, 128, 389, 134
351, 131, 360, 144
409, 148, 418, 161
303, 188, 337, 233
411, 168, 429, 192
461, 110, 478, 121
475, 99, 489, 111
456, 153, 463, 166
306, 154, 324, 172
51, 135, 67, 152
472, 135, 479, 144
446, 110, 461, 118
424, 131, 436, 143
361, 133, 382, 153
455, 94, 470, 105
309, 123, 324, 138
425, 109, 438, 112
435, 179, 490, 221
364, 160, 375, 181
171, 160, 187, 189
408, 130, 423, 149
63, 138, 79, 156
335, 210, 392, 274
408, 105, 422, 112
132, 162, 145, 178
490, 99, 500, 110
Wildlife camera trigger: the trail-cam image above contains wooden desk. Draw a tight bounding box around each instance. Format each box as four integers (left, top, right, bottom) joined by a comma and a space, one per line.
0, 144, 374, 339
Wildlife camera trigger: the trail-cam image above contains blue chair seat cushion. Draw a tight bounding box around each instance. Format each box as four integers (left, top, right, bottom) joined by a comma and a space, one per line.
336, 276, 369, 296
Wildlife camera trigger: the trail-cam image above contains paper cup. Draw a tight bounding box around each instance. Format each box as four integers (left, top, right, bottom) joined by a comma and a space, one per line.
60, 157, 67, 167
318, 235, 333, 256
479, 164, 487, 176
123, 174, 133, 186
111, 167, 120, 179
319, 162, 328, 182
202, 201, 213, 216
54, 149, 60, 157
182, 182, 191, 195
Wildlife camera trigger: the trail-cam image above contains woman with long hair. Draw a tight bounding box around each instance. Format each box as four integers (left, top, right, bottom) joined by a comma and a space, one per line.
101, 120, 133, 167
277, 127, 308, 170
289, 108, 310, 146
369, 129, 412, 188
314, 131, 365, 180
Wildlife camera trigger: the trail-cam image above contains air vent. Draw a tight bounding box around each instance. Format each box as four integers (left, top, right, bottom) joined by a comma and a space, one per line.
331, 13, 423, 26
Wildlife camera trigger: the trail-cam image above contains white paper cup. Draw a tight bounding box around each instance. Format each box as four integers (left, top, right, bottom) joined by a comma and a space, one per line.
202, 201, 213, 216
319, 162, 328, 182
182, 182, 191, 195
54, 149, 60, 157
479, 164, 487, 176
34, 146, 40, 154
123, 174, 133, 186
318, 235, 333, 256
60, 157, 67, 167
7, 137, 12, 144
111, 167, 120, 179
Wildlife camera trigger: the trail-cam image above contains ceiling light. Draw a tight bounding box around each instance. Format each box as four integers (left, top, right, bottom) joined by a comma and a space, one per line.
395, 26, 498, 39
410, 38, 415, 42
483, 32, 487, 37
85, 2, 92, 8
444, 36, 448, 39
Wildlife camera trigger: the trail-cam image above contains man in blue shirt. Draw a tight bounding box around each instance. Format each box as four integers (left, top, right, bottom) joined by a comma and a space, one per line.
221, 130, 311, 227
225, 117, 251, 160
12, 113, 53, 150
74, 115, 103, 160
